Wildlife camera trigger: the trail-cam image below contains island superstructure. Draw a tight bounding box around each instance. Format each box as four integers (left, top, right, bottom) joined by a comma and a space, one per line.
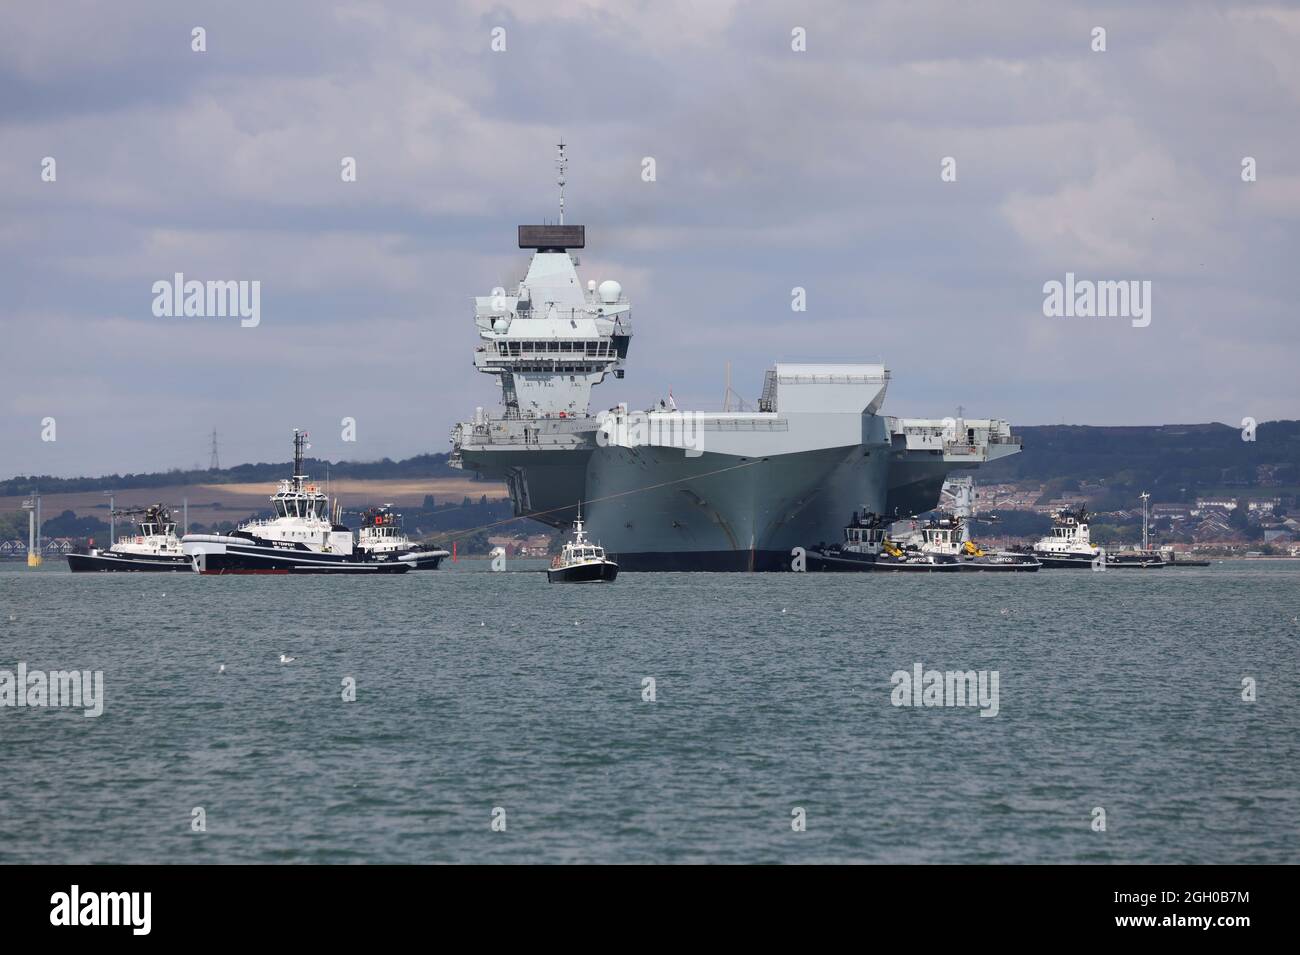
450, 146, 1021, 570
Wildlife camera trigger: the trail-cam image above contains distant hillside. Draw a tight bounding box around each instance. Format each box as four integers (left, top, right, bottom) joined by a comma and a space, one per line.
0, 452, 464, 497
5, 421, 1298, 504
980, 420, 1300, 503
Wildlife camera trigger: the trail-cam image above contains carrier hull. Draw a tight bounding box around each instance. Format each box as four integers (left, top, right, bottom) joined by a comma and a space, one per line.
459, 415, 1016, 572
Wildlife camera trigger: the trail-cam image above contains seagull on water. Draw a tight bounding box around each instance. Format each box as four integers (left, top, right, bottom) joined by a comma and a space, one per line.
279, 654, 295, 664
218, 664, 226, 674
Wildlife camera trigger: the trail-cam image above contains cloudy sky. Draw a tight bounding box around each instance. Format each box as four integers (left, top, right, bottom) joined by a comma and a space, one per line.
2, 0, 1296, 477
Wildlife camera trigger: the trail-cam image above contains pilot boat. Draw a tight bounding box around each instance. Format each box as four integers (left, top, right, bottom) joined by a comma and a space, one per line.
547, 508, 618, 582
355, 505, 450, 570
66, 504, 192, 572
182, 430, 409, 574
806, 511, 962, 572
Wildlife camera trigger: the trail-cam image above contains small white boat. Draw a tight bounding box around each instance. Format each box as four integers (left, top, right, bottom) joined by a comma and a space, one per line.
547, 508, 618, 583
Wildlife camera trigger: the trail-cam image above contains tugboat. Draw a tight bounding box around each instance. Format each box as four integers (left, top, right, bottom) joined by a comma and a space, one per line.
806, 511, 963, 572
1105, 549, 1167, 568
355, 505, 450, 570
1158, 545, 1210, 567
906, 514, 1040, 572
1027, 505, 1164, 568
547, 507, 618, 582
182, 430, 409, 574
66, 504, 192, 572
1025, 506, 1102, 568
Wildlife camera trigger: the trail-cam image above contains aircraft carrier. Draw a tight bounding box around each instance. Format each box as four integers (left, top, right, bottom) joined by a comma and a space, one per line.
450, 146, 1021, 570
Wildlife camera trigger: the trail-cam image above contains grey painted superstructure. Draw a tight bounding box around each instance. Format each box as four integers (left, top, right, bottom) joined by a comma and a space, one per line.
450, 147, 1021, 570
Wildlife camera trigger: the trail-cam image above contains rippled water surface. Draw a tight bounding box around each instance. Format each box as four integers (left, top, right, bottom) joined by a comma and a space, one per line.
1, 559, 1297, 863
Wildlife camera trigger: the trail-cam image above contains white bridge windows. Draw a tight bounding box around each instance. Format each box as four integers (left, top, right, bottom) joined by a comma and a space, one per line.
498, 340, 610, 358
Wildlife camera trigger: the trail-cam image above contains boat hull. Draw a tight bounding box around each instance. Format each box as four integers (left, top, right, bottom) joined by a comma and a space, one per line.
1033, 551, 1164, 569
397, 549, 450, 570
547, 561, 618, 583
955, 556, 1040, 572
1032, 552, 1099, 569
183, 536, 409, 575
67, 551, 194, 572
1107, 554, 1166, 568
467, 441, 895, 572
806, 549, 963, 573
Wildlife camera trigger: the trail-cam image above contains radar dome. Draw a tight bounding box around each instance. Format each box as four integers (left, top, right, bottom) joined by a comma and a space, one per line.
598, 280, 622, 304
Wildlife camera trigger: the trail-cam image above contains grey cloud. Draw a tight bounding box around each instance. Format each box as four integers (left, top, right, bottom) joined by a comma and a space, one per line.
1, 0, 1296, 477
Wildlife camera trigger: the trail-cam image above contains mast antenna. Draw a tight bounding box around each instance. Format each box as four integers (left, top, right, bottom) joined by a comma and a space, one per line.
292, 429, 310, 484
556, 140, 567, 225
209, 428, 220, 470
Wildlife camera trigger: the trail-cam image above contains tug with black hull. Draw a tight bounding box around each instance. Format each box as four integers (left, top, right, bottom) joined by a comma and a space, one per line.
904, 514, 1041, 572
66, 504, 192, 572
806, 512, 962, 573
356, 506, 450, 570
182, 431, 410, 575
1026, 506, 1164, 569
895, 481, 1040, 571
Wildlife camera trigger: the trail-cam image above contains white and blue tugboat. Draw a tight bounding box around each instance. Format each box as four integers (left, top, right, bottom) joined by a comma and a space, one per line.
1026, 506, 1164, 569
66, 504, 192, 572
356, 505, 450, 570
182, 431, 409, 575
547, 506, 618, 583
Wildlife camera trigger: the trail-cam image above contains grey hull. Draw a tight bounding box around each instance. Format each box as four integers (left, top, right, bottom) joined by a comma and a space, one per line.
462, 438, 975, 571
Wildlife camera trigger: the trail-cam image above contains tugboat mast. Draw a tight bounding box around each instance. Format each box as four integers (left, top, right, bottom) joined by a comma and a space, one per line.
292, 429, 309, 488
